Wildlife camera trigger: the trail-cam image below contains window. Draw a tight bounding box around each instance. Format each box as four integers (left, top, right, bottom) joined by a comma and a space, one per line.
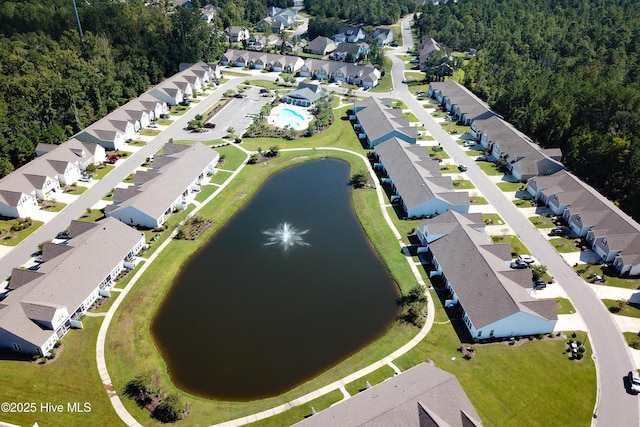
12, 343, 22, 352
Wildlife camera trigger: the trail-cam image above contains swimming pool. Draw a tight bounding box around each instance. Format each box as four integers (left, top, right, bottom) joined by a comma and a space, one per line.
268, 104, 313, 130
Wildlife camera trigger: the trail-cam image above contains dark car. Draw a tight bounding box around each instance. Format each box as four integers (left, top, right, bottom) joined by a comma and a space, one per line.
510, 259, 528, 269
204, 122, 216, 129
259, 88, 268, 93
179, 100, 191, 106
234, 93, 246, 98
56, 230, 70, 239
159, 113, 170, 119
234, 137, 242, 144
533, 280, 547, 290
549, 228, 566, 236
628, 371, 640, 394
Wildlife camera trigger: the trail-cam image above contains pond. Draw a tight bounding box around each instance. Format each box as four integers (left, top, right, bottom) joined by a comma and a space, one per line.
151, 159, 400, 400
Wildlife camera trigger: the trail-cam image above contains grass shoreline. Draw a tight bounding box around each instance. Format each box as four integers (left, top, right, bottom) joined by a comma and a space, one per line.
106, 149, 421, 425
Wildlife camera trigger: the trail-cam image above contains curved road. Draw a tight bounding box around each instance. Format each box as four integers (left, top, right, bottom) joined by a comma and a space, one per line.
391, 14, 639, 426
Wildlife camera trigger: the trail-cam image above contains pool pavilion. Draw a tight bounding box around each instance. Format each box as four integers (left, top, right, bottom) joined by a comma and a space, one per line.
282, 82, 326, 108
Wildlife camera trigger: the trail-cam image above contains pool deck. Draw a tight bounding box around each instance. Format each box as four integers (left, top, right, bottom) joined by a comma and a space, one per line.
268, 104, 313, 131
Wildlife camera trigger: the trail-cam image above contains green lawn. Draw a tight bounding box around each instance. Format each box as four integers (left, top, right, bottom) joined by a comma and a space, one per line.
91, 164, 114, 180
156, 118, 174, 126
404, 71, 425, 81
492, 235, 529, 257
602, 299, 640, 318
403, 112, 419, 122
210, 171, 232, 185
64, 184, 87, 195
482, 213, 505, 226
470, 196, 488, 205
407, 82, 432, 94
246, 389, 343, 427
194, 184, 218, 202
242, 79, 291, 91
429, 145, 449, 159
0, 317, 123, 426
240, 107, 363, 153
440, 164, 458, 174
344, 365, 396, 396
623, 332, 640, 351
39, 200, 66, 212
0, 218, 44, 246
369, 58, 394, 93
513, 199, 535, 208
451, 179, 475, 189
127, 139, 146, 147
170, 105, 189, 116
549, 237, 580, 253
222, 69, 251, 77
216, 144, 247, 170
574, 264, 640, 289
497, 181, 525, 192
556, 298, 576, 315
440, 121, 470, 135
476, 161, 503, 176
394, 293, 596, 427
77, 208, 105, 223
529, 215, 556, 228
140, 128, 161, 136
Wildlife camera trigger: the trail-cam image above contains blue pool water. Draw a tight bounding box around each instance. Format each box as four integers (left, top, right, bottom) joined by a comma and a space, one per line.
274, 107, 308, 129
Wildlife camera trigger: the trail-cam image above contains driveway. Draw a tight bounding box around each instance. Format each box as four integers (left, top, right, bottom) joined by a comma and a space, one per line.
0, 76, 263, 277
386, 14, 640, 426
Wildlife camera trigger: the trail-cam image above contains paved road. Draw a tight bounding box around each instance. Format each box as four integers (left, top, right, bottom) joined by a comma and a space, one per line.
388, 14, 639, 426
0, 77, 256, 282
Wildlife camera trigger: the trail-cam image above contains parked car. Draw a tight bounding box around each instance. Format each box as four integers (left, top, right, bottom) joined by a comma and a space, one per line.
234, 93, 246, 98
259, 88, 268, 93
234, 137, 242, 144
476, 155, 487, 161
56, 230, 70, 239
179, 100, 191, 106
28, 264, 41, 271
458, 164, 468, 172
204, 122, 216, 129
79, 175, 91, 182
401, 79, 407, 84
510, 259, 528, 269
518, 254, 536, 264
105, 154, 120, 164
628, 371, 640, 394
433, 157, 443, 163
533, 280, 546, 290
549, 228, 566, 236
34, 255, 44, 263
148, 122, 158, 128
463, 141, 476, 147
159, 113, 170, 119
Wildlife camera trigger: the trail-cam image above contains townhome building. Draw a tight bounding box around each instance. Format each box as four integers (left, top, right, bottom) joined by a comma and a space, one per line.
352, 97, 416, 147
0, 218, 145, 356
105, 142, 218, 229
417, 211, 557, 339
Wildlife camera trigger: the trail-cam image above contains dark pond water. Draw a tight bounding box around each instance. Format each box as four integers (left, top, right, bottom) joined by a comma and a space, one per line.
151, 159, 400, 400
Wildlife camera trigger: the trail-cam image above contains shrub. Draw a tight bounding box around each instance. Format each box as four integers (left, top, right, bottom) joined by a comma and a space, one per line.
47, 349, 55, 359
152, 394, 184, 423
54, 340, 61, 348
575, 352, 584, 360
39, 358, 47, 365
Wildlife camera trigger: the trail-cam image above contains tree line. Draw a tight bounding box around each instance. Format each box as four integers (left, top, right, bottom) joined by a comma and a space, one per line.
304, 0, 418, 26
0, 0, 293, 177
414, 0, 640, 219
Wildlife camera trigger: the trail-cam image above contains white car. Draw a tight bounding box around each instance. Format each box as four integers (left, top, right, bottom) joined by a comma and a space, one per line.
79, 175, 91, 182
518, 254, 536, 264
149, 122, 158, 128
629, 371, 640, 394
458, 164, 468, 172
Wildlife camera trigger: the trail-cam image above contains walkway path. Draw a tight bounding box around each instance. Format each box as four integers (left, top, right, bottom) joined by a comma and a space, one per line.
210, 146, 434, 427
96, 135, 251, 427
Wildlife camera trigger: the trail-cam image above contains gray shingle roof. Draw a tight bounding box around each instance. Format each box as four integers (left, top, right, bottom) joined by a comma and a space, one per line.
294, 362, 482, 427
0, 217, 144, 350
108, 143, 218, 223
355, 98, 416, 144
420, 211, 557, 329
375, 138, 469, 212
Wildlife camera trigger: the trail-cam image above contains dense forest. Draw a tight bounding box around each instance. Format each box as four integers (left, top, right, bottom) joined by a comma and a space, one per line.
304, 0, 418, 25
414, 0, 640, 219
0, 0, 292, 177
